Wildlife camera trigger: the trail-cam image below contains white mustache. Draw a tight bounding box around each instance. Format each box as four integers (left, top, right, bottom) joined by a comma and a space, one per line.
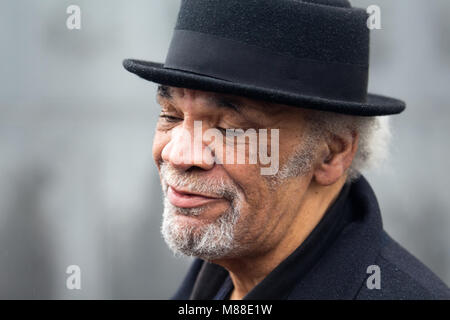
159, 162, 239, 201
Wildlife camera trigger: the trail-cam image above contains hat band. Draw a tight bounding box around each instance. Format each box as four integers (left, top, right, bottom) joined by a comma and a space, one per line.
164, 29, 368, 103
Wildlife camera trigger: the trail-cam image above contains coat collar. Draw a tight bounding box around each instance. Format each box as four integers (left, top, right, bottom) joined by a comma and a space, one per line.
186, 175, 383, 300
287, 175, 383, 299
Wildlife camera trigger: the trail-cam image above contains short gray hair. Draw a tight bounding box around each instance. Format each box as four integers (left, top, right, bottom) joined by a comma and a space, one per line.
305, 110, 391, 181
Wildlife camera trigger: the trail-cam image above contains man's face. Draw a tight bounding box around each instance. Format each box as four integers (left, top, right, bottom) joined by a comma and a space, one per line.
153, 86, 319, 260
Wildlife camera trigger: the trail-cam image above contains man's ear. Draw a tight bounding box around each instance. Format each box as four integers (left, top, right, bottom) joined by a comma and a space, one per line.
313, 131, 359, 186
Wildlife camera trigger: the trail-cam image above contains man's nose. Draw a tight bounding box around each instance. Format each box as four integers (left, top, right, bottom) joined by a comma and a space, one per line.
161, 121, 215, 171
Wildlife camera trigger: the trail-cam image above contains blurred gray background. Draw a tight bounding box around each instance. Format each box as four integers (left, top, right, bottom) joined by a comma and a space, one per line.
0, 0, 448, 299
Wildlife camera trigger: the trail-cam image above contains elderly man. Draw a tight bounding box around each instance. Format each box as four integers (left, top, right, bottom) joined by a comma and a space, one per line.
123, 0, 450, 299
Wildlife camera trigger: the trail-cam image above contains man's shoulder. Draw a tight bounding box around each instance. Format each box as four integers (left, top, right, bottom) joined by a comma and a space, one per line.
356, 231, 450, 300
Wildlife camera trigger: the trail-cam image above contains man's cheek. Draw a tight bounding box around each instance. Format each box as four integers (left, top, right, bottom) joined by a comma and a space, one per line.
152, 135, 167, 167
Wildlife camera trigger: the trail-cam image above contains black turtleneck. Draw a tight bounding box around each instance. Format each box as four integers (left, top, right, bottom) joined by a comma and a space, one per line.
189, 181, 354, 300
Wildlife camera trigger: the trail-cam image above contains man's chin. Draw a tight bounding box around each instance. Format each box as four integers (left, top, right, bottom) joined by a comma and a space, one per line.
170, 212, 216, 231
163, 208, 219, 239
162, 213, 238, 259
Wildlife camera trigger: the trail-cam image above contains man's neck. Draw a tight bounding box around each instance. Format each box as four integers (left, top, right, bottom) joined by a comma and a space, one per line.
213, 177, 347, 300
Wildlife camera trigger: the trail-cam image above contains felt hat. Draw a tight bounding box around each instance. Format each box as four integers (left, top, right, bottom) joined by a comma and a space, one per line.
123, 0, 405, 116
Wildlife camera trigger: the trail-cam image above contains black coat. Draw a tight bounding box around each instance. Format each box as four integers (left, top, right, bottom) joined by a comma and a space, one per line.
172, 176, 450, 300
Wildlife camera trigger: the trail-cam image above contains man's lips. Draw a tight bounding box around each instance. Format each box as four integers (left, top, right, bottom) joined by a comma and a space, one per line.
167, 186, 224, 208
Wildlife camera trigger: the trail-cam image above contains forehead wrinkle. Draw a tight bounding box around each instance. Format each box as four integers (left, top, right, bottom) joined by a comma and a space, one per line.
156, 86, 285, 127
157, 85, 239, 109
157, 85, 173, 100
157, 86, 242, 117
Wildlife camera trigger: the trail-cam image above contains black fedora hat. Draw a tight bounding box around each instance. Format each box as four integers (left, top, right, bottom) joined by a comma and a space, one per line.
123, 0, 406, 116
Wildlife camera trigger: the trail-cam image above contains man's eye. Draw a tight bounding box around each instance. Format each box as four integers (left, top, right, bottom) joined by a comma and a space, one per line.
217, 127, 241, 136
220, 128, 245, 136
217, 127, 228, 135
159, 114, 182, 122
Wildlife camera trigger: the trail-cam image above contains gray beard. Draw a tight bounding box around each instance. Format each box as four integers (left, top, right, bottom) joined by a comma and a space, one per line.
161, 196, 241, 260
159, 163, 243, 260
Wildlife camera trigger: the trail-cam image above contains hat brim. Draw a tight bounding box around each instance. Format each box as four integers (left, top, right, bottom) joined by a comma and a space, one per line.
123, 59, 405, 116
